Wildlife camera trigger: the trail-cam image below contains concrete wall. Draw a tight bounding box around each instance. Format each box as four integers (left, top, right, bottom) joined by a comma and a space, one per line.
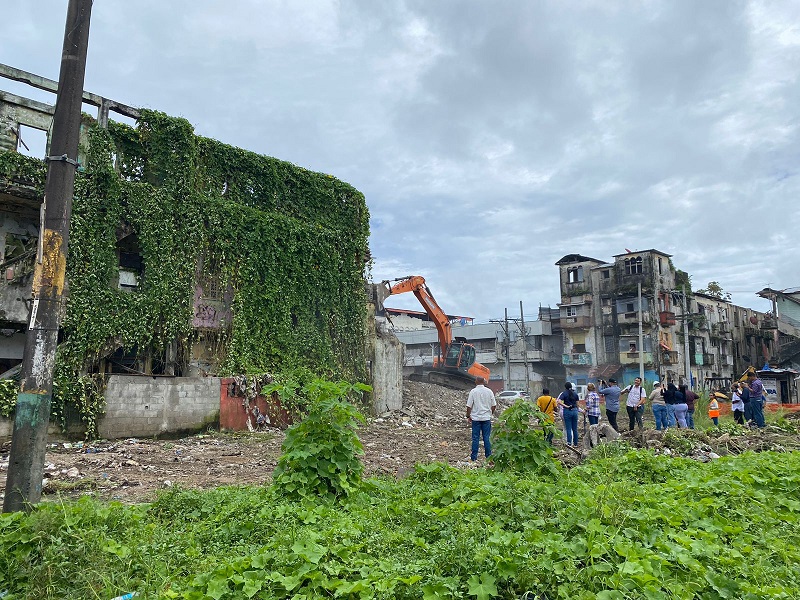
371, 319, 403, 414
98, 375, 220, 439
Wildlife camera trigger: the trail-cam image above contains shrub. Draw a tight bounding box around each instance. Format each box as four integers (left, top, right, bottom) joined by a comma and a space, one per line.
490, 399, 560, 477
272, 378, 370, 501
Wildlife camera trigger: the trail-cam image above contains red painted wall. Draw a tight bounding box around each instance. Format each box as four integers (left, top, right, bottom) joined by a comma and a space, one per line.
219, 377, 294, 430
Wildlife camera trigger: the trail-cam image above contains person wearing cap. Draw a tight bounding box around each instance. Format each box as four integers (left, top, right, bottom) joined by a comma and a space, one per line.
650, 381, 668, 430
598, 378, 621, 432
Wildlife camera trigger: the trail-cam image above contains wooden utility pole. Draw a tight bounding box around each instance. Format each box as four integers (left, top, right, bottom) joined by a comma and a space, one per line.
4, 0, 92, 512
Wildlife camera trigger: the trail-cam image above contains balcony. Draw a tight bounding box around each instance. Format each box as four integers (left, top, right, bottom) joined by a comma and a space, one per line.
562, 352, 592, 366
620, 351, 653, 365
561, 315, 592, 329
691, 353, 715, 366
617, 311, 651, 325
659, 311, 677, 326
661, 350, 679, 365
761, 317, 778, 330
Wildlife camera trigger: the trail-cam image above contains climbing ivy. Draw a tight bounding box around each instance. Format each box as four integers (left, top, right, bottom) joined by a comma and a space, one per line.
0, 109, 370, 436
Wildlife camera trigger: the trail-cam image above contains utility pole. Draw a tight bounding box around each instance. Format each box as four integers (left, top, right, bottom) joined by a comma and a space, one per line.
504, 308, 511, 388
637, 283, 644, 380
682, 286, 692, 389
519, 301, 530, 394
4, 0, 92, 512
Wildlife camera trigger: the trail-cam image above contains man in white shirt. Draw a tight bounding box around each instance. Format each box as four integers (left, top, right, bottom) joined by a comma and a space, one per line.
621, 376, 647, 431
466, 377, 497, 461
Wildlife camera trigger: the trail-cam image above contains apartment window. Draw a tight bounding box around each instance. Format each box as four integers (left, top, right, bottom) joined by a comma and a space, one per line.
604, 337, 615, 353
567, 266, 584, 283
602, 269, 610, 279
624, 256, 643, 275
626, 302, 635, 313
573, 343, 586, 353
658, 257, 663, 274
566, 306, 578, 317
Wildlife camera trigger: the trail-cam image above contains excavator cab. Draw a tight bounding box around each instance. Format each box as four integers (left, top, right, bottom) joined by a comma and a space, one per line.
444, 339, 476, 372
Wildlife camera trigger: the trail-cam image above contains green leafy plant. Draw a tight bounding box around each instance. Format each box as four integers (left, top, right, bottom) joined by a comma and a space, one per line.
272, 377, 370, 501
0, 379, 17, 418
490, 399, 560, 477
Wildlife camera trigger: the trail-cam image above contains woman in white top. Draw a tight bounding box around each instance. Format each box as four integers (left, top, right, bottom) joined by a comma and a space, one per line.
731, 384, 745, 425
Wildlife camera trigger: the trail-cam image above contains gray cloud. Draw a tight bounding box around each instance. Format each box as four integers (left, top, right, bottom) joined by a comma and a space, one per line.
3, 0, 797, 320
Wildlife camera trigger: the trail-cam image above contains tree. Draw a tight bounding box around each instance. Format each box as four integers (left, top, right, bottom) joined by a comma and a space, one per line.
697, 281, 731, 301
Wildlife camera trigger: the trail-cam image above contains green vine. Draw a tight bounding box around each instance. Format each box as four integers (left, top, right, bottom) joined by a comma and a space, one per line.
0, 379, 17, 418
1, 109, 370, 437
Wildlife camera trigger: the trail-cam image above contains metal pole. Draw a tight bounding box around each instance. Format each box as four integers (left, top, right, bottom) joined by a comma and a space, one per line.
682, 286, 691, 388
519, 301, 529, 394
4, 0, 92, 513
504, 308, 510, 389
637, 283, 644, 380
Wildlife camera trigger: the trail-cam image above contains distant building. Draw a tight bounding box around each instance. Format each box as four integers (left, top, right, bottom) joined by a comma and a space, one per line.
555, 251, 800, 401
389, 311, 565, 396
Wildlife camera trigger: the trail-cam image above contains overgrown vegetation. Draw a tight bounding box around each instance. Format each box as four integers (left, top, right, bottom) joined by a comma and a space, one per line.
0, 110, 370, 433
2, 451, 799, 599
272, 378, 370, 501
490, 399, 560, 477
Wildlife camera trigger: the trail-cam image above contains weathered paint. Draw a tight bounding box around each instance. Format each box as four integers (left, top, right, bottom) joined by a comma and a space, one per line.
31, 229, 66, 296
13, 392, 49, 429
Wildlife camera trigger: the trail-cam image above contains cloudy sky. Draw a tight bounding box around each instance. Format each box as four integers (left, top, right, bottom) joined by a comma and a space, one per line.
3, 0, 798, 321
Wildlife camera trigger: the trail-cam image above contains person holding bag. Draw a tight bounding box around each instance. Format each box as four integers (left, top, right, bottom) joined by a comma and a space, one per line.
621, 376, 647, 431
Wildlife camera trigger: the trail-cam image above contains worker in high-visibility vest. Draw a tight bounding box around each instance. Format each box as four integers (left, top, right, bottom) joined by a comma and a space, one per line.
708, 396, 720, 426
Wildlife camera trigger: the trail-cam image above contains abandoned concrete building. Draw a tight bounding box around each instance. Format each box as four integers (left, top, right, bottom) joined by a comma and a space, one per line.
556, 251, 800, 403
0, 64, 391, 439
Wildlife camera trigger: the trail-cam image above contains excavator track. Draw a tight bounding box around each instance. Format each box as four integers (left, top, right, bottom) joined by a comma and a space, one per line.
425, 371, 475, 391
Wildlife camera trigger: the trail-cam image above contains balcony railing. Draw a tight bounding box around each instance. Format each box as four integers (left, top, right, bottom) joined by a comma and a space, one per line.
562, 352, 592, 366
561, 315, 592, 329
659, 311, 677, 326
618, 311, 651, 324
620, 351, 653, 365
691, 353, 714, 366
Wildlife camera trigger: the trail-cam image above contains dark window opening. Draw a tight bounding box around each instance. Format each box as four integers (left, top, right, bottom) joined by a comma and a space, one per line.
116, 231, 142, 292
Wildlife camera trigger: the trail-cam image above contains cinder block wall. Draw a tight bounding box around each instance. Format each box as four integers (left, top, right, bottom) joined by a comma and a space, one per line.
99, 375, 220, 439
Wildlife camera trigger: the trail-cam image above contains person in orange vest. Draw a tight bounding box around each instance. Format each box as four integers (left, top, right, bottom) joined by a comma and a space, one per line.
708, 395, 720, 426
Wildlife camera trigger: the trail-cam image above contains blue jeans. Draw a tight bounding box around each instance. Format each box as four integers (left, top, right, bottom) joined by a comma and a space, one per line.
471, 419, 492, 460
563, 408, 579, 445
750, 399, 766, 428
687, 409, 695, 429
674, 403, 689, 428
652, 404, 668, 430
588, 415, 599, 425
666, 404, 676, 428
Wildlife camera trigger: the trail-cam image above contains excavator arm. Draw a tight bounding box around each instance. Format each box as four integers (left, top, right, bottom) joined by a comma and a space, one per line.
383, 276, 453, 360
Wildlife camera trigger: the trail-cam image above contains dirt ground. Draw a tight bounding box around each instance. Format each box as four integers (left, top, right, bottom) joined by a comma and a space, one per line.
1, 381, 799, 504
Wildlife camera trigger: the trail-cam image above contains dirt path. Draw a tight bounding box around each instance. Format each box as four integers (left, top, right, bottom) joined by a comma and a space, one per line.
1, 381, 798, 504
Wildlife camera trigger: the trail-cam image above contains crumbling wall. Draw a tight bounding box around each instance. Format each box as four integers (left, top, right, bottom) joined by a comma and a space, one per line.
365, 286, 404, 414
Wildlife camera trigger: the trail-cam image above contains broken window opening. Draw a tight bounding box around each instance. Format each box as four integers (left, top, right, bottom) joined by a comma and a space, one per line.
15, 124, 48, 159
116, 229, 143, 292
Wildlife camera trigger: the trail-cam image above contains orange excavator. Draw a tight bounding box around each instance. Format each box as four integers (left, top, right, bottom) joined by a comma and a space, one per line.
380, 276, 490, 390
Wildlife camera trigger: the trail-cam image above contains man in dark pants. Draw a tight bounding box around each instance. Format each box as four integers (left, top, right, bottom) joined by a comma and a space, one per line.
744, 372, 766, 428
466, 377, 497, 461
599, 378, 622, 432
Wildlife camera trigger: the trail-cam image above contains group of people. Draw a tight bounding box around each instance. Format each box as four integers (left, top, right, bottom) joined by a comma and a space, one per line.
465, 372, 769, 460
729, 374, 767, 428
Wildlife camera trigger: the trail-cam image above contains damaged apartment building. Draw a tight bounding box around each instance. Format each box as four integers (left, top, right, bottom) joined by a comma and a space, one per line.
1, 64, 380, 438
556, 251, 800, 403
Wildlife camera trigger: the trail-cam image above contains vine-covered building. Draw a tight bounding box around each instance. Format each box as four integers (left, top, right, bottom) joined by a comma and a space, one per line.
1, 64, 371, 433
